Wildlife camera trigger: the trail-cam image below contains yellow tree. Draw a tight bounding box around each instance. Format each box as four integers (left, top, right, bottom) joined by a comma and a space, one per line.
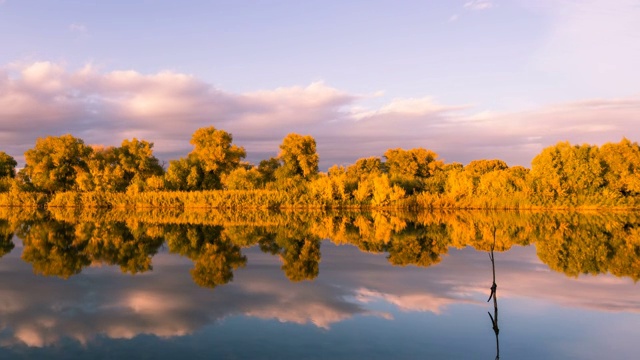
344, 157, 384, 193
277, 133, 319, 181
530, 142, 605, 203
599, 138, 640, 197
383, 148, 443, 193
0, 152, 17, 178
0, 152, 17, 192
21, 134, 92, 193
118, 138, 164, 185
166, 126, 246, 190
76, 146, 125, 192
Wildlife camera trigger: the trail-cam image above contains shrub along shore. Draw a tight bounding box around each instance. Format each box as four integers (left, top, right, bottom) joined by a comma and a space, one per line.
1, 189, 639, 210
1, 126, 640, 210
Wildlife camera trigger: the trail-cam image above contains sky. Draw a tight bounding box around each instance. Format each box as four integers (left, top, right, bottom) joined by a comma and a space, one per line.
1, 0, 639, 169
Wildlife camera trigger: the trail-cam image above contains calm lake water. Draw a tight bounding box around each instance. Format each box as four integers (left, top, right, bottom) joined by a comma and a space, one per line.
0, 209, 638, 359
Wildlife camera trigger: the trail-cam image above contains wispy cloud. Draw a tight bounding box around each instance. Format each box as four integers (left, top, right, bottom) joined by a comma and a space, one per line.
0, 61, 638, 168
68, 23, 89, 37
464, 0, 494, 11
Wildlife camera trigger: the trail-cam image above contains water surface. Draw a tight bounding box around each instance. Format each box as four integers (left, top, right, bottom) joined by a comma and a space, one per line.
0, 209, 638, 359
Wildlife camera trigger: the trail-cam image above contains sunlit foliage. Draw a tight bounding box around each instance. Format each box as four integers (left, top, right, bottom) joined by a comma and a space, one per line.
2, 129, 640, 209
0, 151, 17, 179
21, 134, 93, 193
277, 133, 319, 181
384, 148, 444, 194
166, 126, 246, 190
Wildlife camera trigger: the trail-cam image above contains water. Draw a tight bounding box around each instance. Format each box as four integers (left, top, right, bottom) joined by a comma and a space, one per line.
0, 209, 638, 359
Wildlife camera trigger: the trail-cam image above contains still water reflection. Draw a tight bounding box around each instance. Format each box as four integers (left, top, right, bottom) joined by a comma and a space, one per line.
0, 209, 638, 359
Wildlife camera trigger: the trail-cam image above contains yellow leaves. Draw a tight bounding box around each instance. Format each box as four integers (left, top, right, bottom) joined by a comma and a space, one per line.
222, 167, 261, 191
22, 134, 92, 192
0, 151, 17, 178
188, 126, 246, 180
278, 133, 319, 179
371, 175, 405, 206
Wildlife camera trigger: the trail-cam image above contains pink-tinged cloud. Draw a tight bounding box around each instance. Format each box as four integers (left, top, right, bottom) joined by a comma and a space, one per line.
464, 1, 494, 11
0, 241, 638, 347
1, 61, 639, 169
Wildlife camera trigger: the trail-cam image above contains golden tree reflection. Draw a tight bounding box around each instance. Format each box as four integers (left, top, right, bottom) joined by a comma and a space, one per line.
165, 224, 247, 288
0, 219, 15, 258
4, 209, 640, 286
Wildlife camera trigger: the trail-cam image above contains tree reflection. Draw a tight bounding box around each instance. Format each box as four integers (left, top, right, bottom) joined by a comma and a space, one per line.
279, 237, 321, 282
191, 241, 247, 288
19, 219, 91, 278
165, 224, 247, 288
17, 216, 163, 278
0, 219, 15, 258
4, 209, 640, 285
534, 212, 640, 281
386, 223, 449, 267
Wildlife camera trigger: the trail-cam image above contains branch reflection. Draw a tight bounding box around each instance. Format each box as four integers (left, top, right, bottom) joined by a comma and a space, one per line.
487, 228, 500, 360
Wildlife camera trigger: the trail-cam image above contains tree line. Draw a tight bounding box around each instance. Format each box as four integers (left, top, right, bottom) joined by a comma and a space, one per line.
1, 126, 640, 208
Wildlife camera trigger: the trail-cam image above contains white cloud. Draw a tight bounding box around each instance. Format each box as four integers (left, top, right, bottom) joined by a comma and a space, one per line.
0, 61, 639, 169
464, 0, 494, 11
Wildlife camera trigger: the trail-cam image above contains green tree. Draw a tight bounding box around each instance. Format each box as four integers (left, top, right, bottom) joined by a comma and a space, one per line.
21, 134, 92, 193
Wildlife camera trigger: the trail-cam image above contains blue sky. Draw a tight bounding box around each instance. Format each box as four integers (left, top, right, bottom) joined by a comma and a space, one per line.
1, 0, 639, 168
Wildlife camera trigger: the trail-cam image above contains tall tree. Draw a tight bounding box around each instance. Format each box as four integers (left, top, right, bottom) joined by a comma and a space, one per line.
167, 126, 246, 190
190, 127, 246, 174
277, 133, 319, 180
118, 138, 164, 184
21, 134, 92, 193
0, 152, 17, 178
76, 146, 125, 192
